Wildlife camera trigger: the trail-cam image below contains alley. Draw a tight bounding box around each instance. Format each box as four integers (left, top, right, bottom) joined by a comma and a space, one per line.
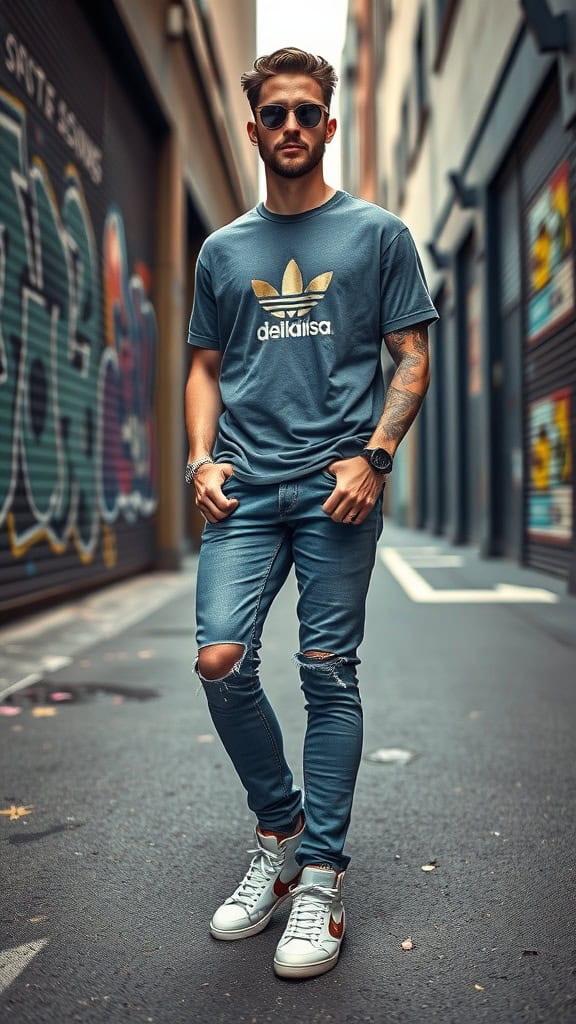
1, 523, 575, 1024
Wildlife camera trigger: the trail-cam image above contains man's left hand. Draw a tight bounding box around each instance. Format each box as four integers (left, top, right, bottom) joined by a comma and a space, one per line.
321, 456, 386, 525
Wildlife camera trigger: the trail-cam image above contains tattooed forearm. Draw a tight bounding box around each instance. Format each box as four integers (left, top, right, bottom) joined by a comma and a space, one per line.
376, 385, 424, 442
371, 321, 430, 451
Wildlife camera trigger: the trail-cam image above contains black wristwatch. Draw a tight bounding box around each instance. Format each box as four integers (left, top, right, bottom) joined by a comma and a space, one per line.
359, 447, 394, 474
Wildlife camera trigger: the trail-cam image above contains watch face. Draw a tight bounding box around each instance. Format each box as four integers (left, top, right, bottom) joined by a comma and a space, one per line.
370, 448, 393, 472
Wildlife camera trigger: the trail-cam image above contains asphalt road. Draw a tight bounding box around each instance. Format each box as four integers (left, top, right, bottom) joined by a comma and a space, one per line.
1, 524, 575, 1024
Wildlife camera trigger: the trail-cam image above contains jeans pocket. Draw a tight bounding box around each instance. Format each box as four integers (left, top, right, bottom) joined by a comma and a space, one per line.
320, 468, 337, 483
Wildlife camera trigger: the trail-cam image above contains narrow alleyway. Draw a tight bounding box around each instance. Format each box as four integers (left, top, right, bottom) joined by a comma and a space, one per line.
1, 524, 574, 1024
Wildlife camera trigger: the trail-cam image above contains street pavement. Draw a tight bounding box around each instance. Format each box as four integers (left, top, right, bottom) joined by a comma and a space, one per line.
0, 523, 575, 1024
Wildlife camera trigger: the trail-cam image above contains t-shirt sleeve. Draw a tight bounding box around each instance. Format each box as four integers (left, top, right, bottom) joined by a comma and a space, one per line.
187, 257, 221, 349
380, 227, 439, 335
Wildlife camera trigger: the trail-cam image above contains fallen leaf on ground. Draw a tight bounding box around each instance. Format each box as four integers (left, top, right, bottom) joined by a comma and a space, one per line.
31, 707, 57, 717
29, 916, 48, 923
401, 937, 415, 950
421, 861, 438, 872
196, 734, 215, 743
474, 984, 485, 991
0, 804, 34, 820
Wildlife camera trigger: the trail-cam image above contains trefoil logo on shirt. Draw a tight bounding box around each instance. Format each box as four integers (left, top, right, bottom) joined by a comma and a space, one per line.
251, 259, 333, 341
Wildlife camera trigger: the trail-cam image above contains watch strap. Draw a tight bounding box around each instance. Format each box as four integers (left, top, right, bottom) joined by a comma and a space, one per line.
185, 456, 214, 484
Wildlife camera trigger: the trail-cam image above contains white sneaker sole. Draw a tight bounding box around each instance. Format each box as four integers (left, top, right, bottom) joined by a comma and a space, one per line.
273, 942, 343, 979
209, 890, 294, 941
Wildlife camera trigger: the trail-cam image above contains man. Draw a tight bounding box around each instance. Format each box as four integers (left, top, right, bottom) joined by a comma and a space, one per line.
185, 47, 437, 979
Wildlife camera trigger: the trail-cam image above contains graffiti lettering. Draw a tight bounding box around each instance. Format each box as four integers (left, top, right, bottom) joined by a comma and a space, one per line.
0, 90, 157, 564
4, 33, 56, 121
3, 33, 102, 184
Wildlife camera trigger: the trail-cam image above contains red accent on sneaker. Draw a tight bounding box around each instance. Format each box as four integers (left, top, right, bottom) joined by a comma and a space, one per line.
273, 872, 301, 898
258, 814, 303, 840
329, 914, 344, 939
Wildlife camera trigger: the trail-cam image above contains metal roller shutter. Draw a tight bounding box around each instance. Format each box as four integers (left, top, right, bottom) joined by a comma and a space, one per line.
495, 161, 523, 562
519, 77, 575, 579
0, 0, 160, 617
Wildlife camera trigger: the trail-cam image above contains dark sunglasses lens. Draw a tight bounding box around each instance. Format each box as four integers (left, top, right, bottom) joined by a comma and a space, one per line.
260, 105, 286, 129
296, 103, 323, 127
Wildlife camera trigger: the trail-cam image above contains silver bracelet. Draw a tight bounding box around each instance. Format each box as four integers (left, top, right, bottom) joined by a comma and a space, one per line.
185, 456, 214, 484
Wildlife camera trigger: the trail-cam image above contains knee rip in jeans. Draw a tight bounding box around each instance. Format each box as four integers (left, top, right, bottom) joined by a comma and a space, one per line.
294, 650, 351, 689
194, 642, 247, 698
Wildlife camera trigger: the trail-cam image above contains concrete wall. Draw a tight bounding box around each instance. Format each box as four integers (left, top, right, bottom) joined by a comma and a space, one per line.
377, 0, 523, 284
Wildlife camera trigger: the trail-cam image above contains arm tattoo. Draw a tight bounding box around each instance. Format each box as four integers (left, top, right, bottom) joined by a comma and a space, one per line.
385, 324, 429, 362
377, 385, 424, 442
376, 322, 430, 446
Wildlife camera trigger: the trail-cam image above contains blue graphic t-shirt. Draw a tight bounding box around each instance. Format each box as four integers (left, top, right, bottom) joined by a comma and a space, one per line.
188, 190, 438, 483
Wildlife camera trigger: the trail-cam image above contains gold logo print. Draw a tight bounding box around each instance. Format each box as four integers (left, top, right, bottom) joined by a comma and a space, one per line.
251, 259, 333, 319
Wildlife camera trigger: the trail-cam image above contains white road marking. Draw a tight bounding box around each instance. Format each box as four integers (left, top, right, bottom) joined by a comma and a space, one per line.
0, 608, 72, 642
40, 656, 73, 673
379, 548, 559, 604
0, 571, 197, 700
404, 555, 465, 568
0, 673, 43, 701
0, 939, 48, 994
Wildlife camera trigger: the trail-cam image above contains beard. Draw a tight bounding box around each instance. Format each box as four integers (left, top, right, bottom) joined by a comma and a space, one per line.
257, 135, 326, 179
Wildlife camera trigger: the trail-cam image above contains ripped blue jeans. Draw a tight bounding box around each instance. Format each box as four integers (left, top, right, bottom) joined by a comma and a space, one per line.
194, 470, 383, 871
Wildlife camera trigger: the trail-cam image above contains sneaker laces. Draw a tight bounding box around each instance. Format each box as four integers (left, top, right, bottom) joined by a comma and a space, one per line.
281, 883, 338, 943
226, 846, 284, 911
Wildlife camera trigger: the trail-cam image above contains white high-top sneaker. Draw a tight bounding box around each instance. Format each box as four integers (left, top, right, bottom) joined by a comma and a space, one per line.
209, 820, 304, 940
273, 865, 345, 978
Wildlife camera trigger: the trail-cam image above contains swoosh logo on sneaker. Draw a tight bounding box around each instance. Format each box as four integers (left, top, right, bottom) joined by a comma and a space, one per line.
329, 913, 344, 939
273, 872, 301, 898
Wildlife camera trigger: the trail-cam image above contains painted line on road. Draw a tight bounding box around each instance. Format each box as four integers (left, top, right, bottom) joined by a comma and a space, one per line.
0, 572, 197, 700
0, 607, 72, 643
0, 939, 48, 995
379, 547, 559, 603
0, 672, 43, 701
405, 555, 465, 568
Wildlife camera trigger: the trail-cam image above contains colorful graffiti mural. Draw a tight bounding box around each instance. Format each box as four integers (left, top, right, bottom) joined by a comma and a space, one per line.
0, 89, 157, 568
528, 388, 572, 543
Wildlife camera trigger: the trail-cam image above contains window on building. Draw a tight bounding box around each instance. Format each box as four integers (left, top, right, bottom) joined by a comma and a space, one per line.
433, 0, 460, 71
394, 137, 404, 209
414, 11, 430, 152
394, 93, 410, 208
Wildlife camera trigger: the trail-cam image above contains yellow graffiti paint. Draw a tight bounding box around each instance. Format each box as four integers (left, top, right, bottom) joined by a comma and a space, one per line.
102, 525, 118, 569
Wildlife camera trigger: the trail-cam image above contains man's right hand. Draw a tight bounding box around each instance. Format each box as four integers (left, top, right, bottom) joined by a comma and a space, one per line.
193, 462, 238, 523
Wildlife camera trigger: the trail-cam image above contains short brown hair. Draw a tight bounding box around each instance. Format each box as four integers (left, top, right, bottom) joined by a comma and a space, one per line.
241, 47, 338, 112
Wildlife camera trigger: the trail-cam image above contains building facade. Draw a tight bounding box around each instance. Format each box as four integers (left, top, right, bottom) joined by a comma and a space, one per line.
0, 0, 258, 618
342, 0, 576, 594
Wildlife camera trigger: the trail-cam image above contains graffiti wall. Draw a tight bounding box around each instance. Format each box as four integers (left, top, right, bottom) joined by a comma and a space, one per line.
528, 389, 573, 543
0, 1, 159, 614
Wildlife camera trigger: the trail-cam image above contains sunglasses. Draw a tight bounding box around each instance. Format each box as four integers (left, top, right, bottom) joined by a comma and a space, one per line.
255, 102, 328, 130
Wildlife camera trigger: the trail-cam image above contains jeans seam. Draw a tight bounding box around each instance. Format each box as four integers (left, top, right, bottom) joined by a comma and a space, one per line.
279, 482, 299, 518
248, 533, 291, 799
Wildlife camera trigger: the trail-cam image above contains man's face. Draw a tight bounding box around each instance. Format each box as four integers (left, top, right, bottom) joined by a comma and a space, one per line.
247, 74, 337, 180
